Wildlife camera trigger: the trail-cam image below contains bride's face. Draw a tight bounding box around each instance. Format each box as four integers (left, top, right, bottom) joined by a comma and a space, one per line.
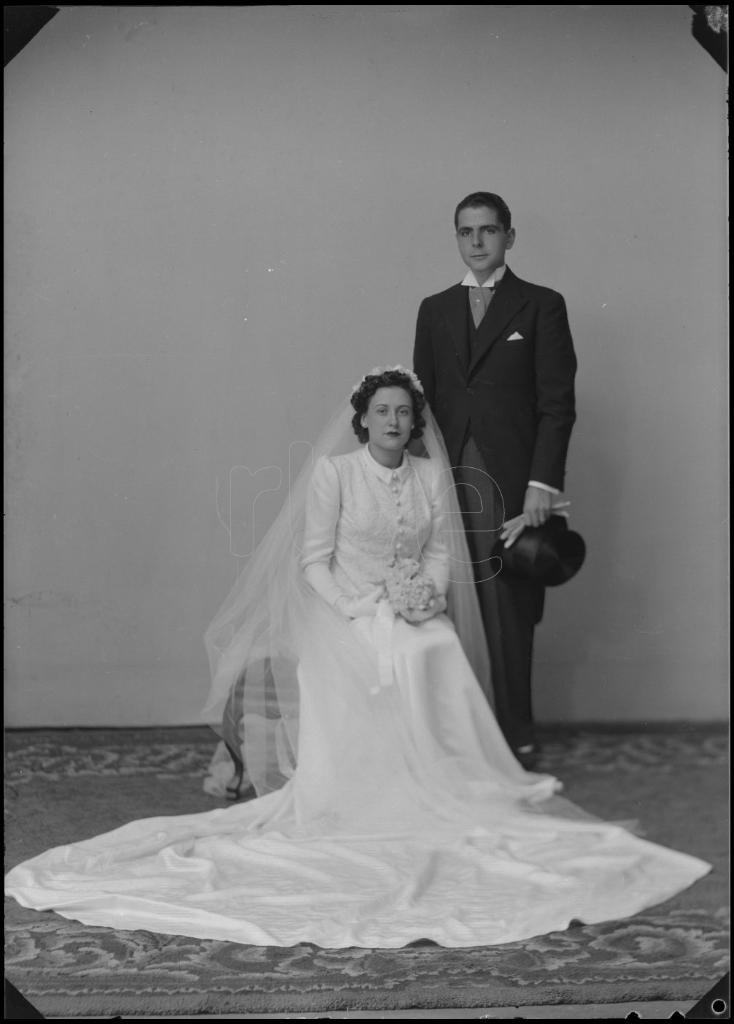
362, 387, 414, 455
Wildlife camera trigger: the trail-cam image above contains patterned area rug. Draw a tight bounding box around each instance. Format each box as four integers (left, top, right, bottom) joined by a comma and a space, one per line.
4, 725, 729, 1017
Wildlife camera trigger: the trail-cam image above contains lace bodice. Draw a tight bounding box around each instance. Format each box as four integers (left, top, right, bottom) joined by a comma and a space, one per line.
301, 447, 449, 602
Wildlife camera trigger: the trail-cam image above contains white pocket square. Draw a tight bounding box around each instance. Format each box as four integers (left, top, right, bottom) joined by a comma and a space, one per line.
507, 331, 524, 341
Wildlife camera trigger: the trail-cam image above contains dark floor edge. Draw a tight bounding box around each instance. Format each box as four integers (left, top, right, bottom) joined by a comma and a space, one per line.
4, 720, 729, 733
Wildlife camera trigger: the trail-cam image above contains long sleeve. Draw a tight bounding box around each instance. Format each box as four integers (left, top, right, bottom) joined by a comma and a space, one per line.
301, 457, 346, 609
418, 464, 450, 596
529, 291, 577, 490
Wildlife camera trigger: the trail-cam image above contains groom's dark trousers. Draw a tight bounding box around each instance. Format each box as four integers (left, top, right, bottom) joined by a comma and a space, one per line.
413, 267, 576, 749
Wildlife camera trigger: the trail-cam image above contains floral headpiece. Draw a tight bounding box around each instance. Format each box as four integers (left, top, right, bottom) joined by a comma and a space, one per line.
350, 364, 424, 397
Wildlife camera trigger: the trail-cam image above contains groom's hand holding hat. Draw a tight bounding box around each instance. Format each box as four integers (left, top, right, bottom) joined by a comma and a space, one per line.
495, 513, 585, 587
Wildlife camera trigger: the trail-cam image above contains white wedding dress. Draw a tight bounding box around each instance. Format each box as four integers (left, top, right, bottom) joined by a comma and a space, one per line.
5, 445, 710, 949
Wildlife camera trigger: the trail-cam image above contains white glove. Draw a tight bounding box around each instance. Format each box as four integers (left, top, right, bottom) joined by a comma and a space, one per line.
335, 587, 384, 619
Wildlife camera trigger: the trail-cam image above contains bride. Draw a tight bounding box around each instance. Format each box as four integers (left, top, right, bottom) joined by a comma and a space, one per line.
5, 366, 710, 949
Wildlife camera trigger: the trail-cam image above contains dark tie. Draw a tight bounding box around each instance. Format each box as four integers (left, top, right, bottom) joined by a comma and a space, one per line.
469, 284, 494, 329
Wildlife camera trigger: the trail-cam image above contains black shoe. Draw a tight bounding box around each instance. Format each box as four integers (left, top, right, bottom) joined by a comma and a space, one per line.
514, 743, 539, 771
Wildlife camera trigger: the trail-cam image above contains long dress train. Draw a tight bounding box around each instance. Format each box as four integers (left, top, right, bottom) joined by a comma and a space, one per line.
5, 445, 711, 948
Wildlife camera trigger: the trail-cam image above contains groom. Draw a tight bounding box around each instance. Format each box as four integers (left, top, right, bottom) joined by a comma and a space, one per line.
413, 192, 577, 768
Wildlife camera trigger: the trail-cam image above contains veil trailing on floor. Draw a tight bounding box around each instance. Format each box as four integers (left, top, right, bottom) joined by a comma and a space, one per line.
202, 399, 493, 800
5, 386, 711, 950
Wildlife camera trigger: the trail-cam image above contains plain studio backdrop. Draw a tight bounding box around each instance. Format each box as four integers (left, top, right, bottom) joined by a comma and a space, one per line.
4, 5, 727, 727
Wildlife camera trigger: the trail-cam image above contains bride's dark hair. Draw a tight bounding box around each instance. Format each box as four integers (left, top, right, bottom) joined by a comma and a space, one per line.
350, 369, 426, 443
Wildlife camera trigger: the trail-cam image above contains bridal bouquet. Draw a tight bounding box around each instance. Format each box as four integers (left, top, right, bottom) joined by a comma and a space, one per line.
383, 558, 437, 616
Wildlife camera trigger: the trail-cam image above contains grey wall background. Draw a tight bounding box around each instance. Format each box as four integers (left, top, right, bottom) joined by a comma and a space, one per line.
5, 5, 727, 726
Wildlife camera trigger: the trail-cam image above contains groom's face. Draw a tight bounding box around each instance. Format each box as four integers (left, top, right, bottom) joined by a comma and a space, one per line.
456, 206, 515, 283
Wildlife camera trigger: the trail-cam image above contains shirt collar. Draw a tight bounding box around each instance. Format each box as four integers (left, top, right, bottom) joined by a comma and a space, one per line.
362, 444, 411, 482
461, 263, 507, 289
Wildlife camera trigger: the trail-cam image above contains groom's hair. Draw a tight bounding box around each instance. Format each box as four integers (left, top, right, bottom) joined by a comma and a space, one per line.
351, 370, 426, 444
454, 192, 512, 232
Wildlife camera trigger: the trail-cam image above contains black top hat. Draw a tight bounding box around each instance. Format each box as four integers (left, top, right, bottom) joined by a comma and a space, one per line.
491, 514, 586, 587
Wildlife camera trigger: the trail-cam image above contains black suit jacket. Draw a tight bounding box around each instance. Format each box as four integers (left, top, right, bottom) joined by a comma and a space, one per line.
413, 267, 577, 517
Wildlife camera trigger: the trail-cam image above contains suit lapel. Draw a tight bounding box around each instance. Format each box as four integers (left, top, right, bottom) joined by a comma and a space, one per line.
468, 268, 528, 376
438, 284, 471, 373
